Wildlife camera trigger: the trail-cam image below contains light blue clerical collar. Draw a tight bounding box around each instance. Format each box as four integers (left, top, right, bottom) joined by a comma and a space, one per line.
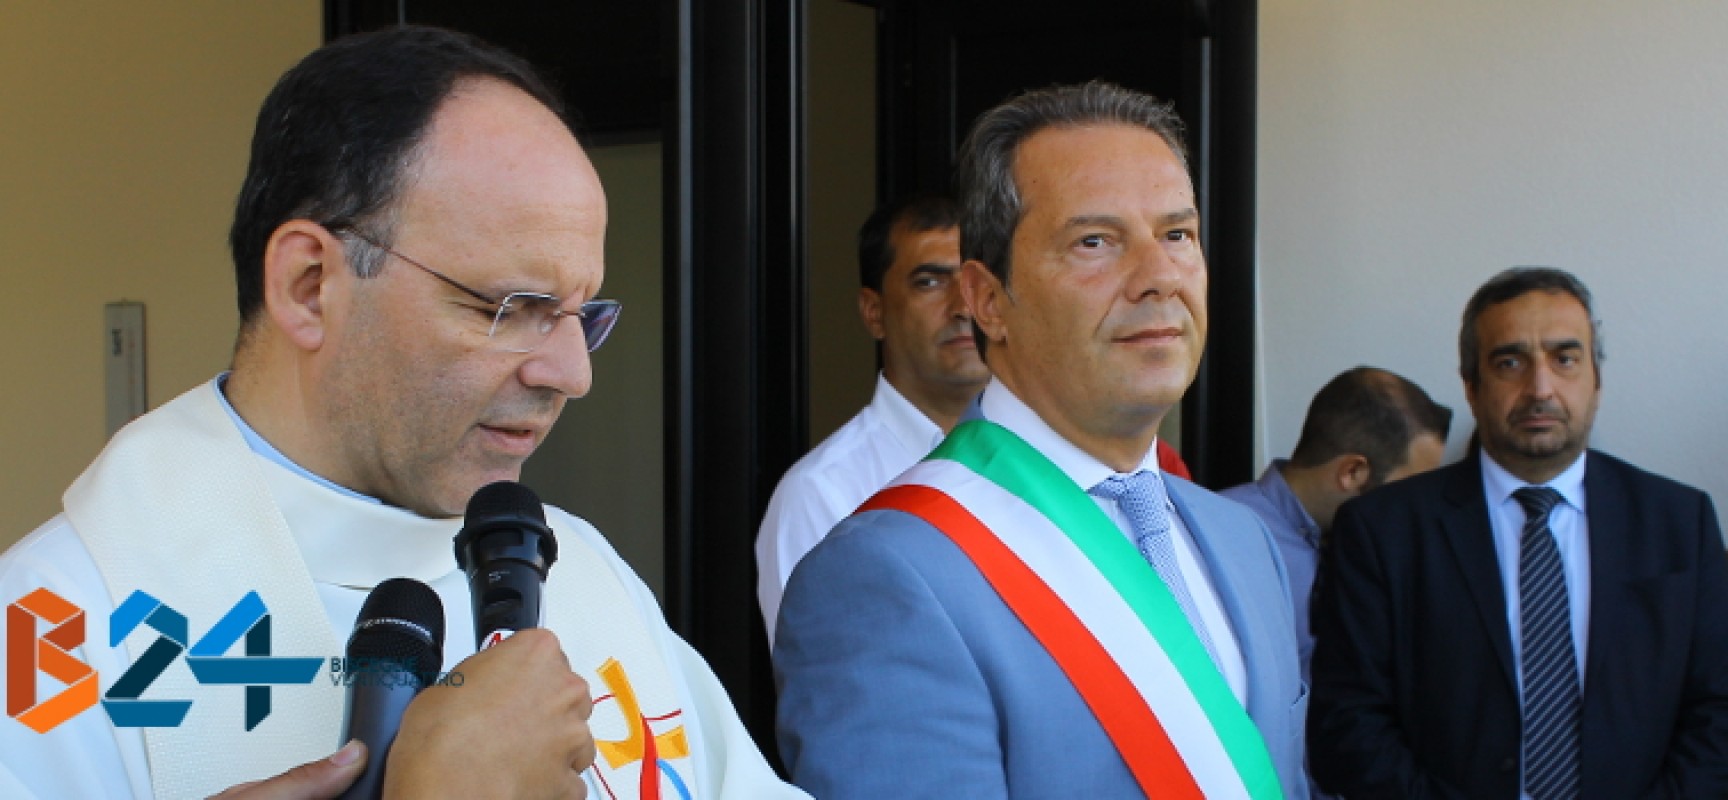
213, 373, 383, 505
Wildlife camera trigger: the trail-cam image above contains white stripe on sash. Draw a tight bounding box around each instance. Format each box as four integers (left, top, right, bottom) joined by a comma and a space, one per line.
889, 459, 1251, 799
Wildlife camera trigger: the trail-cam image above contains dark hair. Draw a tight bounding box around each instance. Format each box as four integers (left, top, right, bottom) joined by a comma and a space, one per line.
229, 25, 569, 327
953, 80, 1188, 288
1289, 367, 1453, 488
858, 194, 959, 292
1458, 266, 1604, 387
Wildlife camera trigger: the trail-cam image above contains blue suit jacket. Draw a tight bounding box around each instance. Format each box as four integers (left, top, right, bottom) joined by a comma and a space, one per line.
773, 469, 1310, 799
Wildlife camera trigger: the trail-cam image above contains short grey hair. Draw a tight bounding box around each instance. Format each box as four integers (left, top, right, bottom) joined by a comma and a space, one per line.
1459, 266, 1605, 386
954, 80, 1189, 287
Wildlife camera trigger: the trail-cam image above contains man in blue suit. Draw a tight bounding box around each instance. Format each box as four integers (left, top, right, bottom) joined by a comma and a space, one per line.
773, 81, 1308, 799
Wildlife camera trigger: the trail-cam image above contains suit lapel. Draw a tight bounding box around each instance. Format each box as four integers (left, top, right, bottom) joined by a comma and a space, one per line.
1581, 450, 1633, 675
1578, 451, 1631, 791
1438, 453, 1519, 690
1166, 481, 1274, 713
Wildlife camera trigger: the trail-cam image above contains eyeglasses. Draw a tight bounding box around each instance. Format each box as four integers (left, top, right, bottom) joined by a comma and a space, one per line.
338, 229, 620, 354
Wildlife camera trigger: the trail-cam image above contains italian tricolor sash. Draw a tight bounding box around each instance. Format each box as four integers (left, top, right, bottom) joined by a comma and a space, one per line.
862, 420, 1281, 799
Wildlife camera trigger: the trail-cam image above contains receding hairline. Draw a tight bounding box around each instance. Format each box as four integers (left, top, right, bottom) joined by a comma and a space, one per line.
882, 219, 960, 276
1469, 288, 1597, 352
390, 77, 602, 236
1005, 121, 1195, 218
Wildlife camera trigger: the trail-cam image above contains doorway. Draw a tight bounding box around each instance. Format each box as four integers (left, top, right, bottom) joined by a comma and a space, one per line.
325, 0, 1257, 763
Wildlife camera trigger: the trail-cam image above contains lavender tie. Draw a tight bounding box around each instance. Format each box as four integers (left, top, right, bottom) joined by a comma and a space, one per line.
1091, 470, 1221, 669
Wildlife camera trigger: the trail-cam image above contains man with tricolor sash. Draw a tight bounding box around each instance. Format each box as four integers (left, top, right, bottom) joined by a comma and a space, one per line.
773, 81, 1309, 799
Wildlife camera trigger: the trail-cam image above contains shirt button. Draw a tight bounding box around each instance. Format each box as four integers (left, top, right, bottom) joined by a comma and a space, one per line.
1499, 757, 1516, 772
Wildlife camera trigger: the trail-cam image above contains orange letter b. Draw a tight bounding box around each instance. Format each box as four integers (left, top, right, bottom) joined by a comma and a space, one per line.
7, 588, 98, 733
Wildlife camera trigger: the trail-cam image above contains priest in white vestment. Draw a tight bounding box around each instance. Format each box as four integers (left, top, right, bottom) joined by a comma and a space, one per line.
0, 26, 806, 800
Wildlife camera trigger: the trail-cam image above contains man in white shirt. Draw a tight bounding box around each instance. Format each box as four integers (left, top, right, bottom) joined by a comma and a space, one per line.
0, 26, 804, 800
754, 194, 988, 640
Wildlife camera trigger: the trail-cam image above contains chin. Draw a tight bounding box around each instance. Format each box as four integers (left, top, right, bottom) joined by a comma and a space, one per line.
1512, 442, 1575, 461
471, 468, 527, 494
1105, 392, 1185, 428
1124, 376, 1191, 407
433, 473, 524, 517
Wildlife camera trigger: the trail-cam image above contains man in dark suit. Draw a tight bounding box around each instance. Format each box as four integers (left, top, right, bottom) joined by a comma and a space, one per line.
1308, 266, 1728, 798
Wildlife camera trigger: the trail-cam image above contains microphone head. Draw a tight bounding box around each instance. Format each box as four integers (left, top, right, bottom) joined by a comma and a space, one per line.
348, 578, 445, 678
454, 480, 558, 572
464, 480, 546, 526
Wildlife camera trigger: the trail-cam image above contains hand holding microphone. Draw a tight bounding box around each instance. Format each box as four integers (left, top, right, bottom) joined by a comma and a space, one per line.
376, 480, 592, 798
219, 632, 597, 800
387, 629, 596, 799
215, 481, 590, 800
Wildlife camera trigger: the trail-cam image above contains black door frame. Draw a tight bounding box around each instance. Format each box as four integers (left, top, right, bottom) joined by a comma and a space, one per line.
873, 0, 1258, 489
324, 0, 1252, 759
1185, 0, 1257, 489
663, 0, 807, 754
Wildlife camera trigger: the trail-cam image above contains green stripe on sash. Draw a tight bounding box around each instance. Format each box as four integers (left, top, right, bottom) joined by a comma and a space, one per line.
929, 419, 1282, 798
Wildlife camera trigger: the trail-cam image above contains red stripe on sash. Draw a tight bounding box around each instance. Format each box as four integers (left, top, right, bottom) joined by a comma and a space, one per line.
862, 484, 1204, 798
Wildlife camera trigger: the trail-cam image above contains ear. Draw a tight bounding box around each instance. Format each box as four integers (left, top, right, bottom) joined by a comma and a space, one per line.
261, 220, 342, 352
858, 287, 886, 340
959, 259, 1008, 344
1335, 454, 1371, 494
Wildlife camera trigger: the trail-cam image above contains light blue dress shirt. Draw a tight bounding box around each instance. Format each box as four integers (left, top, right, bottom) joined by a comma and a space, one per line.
213, 373, 381, 505
1221, 461, 1321, 684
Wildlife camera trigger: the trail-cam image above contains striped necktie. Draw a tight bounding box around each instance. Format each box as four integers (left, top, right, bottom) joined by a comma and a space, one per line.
1514, 485, 1580, 799
1091, 470, 1221, 670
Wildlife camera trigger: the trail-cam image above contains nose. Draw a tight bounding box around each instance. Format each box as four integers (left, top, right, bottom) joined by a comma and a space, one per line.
1128, 240, 1185, 301
1526, 357, 1557, 399
946, 279, 971, 320
517, 318, 594, 398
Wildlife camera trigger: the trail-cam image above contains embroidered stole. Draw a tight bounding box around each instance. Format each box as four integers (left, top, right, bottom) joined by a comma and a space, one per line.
64, 386, 340, 799
863, 420, 1281, 799
63, 384, 704, 799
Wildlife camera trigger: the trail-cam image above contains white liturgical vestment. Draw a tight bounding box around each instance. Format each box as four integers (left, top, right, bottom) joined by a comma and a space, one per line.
0, 380, 805, 800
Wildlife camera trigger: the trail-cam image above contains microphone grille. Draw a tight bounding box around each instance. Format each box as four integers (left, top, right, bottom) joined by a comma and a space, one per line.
464, 480, 547, 525
348, 578, 445, 675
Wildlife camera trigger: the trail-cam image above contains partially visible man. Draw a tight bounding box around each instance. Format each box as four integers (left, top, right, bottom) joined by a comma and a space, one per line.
1223, 366, 1450, 683
754, 194, 988, 640
0, 27, 803, 799
774, 82, 1308, 798
1309, 267, 1728, 798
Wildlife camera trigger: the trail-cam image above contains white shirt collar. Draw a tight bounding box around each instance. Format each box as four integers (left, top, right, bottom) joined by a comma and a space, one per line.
978, 376, 1161, 490
1481, 448, 1588, 515
874, 372, 948, 452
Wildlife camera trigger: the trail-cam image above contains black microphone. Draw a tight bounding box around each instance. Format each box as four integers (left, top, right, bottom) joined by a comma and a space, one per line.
454, 480, 558, 650
337, 578, 445, 800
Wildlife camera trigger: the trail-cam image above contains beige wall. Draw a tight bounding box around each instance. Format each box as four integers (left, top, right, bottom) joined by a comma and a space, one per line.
521, 142, 665, 597
1258, 0, 1728, 510
0, 3, 320, 545
805, 0, 878, 442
